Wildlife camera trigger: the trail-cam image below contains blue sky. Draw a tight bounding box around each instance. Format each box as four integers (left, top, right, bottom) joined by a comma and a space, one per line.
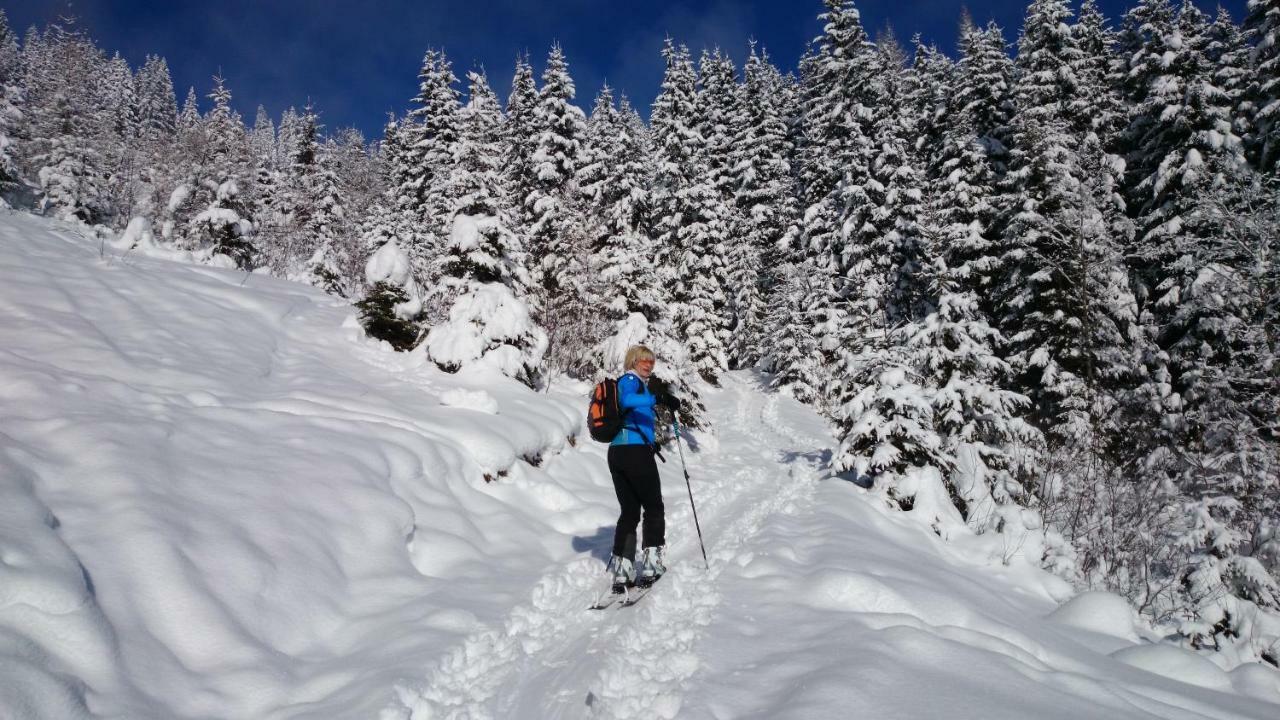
5, 1, 1247, 139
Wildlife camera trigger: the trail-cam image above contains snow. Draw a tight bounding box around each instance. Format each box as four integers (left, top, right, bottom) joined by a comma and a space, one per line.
1112, 645, 1234, 692
366, 237, 413, 287
1048, 590, 1142, 642
2, 211, 1278, 719
439, 387, 499, 414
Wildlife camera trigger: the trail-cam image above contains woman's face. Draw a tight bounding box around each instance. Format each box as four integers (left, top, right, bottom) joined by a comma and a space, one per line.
634, 356, 655, 379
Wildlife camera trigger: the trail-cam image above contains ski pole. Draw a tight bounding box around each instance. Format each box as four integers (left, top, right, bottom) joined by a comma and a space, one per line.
673, 419, 709, 570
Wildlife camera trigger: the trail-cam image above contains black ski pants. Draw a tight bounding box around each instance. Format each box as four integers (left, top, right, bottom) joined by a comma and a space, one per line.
608, 444, 665, 559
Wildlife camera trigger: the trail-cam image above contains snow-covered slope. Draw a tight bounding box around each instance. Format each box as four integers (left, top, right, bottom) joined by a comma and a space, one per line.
2, 211, 1278, 719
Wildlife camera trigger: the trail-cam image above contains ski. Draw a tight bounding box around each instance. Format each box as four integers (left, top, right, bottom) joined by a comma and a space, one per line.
588, 578, 633, 610
618, 577, 662, 608
589, 591, 626, 611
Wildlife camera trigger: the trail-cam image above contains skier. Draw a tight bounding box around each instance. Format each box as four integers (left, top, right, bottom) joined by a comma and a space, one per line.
608, 344, 681, 592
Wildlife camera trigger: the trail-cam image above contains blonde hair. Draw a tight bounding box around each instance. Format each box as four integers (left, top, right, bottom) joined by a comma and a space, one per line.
624, 345, 656, 371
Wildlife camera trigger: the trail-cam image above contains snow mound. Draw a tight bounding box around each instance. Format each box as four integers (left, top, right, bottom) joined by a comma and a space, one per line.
440, 387, 499, 414
0, 211, 600, 719
1230, 663, 1280, 704
1048, 591, 1140, 641
1111, 643, 1234, 691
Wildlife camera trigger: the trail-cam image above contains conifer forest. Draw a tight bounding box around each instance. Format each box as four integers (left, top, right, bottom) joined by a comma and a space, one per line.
1, 0, 1277, 668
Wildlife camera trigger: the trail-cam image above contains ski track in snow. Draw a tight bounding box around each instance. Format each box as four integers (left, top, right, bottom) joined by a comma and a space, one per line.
386, 374, 831, 720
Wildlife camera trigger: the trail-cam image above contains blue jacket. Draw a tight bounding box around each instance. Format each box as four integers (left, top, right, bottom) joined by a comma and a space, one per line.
612, 372, 657, 446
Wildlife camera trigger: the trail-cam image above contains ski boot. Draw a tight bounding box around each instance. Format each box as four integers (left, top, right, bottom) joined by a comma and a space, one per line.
637, 545, 666, 587
608, 554, 635, 594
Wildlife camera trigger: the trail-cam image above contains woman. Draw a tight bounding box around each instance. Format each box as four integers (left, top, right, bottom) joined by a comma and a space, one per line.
609, 345, 681, 590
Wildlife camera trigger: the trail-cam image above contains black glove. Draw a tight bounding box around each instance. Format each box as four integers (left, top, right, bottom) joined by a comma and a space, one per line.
655, 392, 682, 412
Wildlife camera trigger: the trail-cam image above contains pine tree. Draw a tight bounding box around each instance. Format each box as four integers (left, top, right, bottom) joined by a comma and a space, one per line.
329, 127, 381, 228
650, 40, 731, 385
732, 46, 796, 371
359, 118, 425, 350
298, 108, 349, 294
24, 21, 107, 223
998, 115, 1135, 444
504, 54, 539, 244
440, 70, 520, 289
1244, 0, 1280, 173
649, 40, 700, 289
829, 35, 941, 492
188, 75, 254, 268
0, 10, 24, 192
425, 70, 545, 384
954, 19, 1015, 168
698, 48, 752, 369
922, 107, 1041, 531
135, 55, 177, 143
1204, 8, 1251, 143
797, 0, 878, 280
359, 201, 424, 351
583, 86, 660, 324
737, 46, 793, 368
904, 36, 954, 178
763, 261, 824, 403
527, 44, 587, 298
401, 49, 460, 291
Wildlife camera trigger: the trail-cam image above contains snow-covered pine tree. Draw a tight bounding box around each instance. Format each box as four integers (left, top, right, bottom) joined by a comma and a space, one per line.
954, 18, 1015, 170
358, 118, 424, 351
578, 84, 615, 224
442, 70, 519, 288
999, 114, 1136, 446
296, 108, 350, 294
329, 127, 381, 231
178, 86, 200, 138
829, 34, 945, 503
649, 40, 699, 297
23, 21, 107, 224
762, 260, 824, 403
1070, 0, 1134, 290
102, 53, 138, 142
1244, 0, 1280, 173
582, 86, 660, 325
1073, 0, 1124, 142
524, 44, 597, 382
526, 44, 587, 298
994, 0, 1136, 447
732, 46, 796, 371
1014, 0, 1086, 137
426, 69, 545, 384
247, 105, 281, 254
649, 40, 730, 385
697, 48, 753, 369
134, 55, 177, 144
792, 1, 881, 407
95, 53, 143, 227
581, 86, 694, 410
401, 49, 461, 296
187, 75, 255, 269
904, 36, 954, 179
920, 104, 1041, 533
503, 54, 539, 246
1204, 7, 1252, 144
0, 10, 23, 193
358, 200, 424, 352
1111, 3, 1280, 650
